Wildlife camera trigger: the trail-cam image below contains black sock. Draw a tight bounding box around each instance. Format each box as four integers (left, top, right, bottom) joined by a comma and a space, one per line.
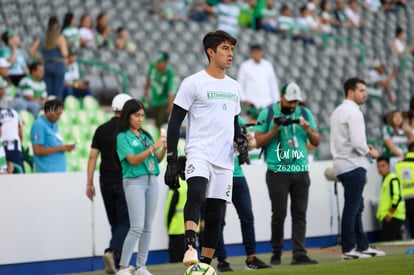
184, 230, 197, 249
200, 256, 212, 265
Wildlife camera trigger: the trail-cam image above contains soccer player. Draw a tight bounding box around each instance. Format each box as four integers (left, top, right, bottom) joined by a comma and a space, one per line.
164, 30, 249, 267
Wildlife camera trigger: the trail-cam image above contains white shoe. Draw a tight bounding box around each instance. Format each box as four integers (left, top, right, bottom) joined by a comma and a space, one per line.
361, 246, 386, 257
342, 248, 372, 260
103, 251, 116, 274
182, 245, 198, 267
116, 267, 133, 275
134, 266, 153, 275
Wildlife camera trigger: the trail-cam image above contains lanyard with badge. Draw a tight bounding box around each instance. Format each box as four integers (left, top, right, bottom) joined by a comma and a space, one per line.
135, 129, 156, 173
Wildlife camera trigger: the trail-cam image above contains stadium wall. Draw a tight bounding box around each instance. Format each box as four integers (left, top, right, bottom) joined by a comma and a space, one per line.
0, 160, 382, 274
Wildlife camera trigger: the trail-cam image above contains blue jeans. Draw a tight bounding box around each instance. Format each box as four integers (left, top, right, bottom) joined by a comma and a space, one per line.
100, 176, 130, 266
337, 168, 369, 253
216, 177, 256, 261
63, 86, 93, 99
44, 61, 65, 100
266, 171, 310, 256
120, 175, 159, 268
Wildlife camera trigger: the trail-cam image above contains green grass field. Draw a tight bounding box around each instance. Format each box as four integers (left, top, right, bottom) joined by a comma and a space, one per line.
62, 242, 414, 275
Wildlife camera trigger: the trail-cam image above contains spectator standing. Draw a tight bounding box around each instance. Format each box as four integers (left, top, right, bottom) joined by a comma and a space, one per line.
30, 99, 75, 173
12, 62, 47, 117
115, 99, 166, 275
255, 82, 320, 265
215, 117, 270, 272
237, 44, 279, 120
63, 49, 93, 99
0, 29, 29, 86
330, 77, 385, 259
79, 13, 96, 49
86, 93, 132, 274
30, 16, 68, 100
366, 60, 397, 104
95, 12, 113, 49
395, 142, 414, 239
164, 30, 249, 267
0, 121, 13, 174
143, 52, 177, 133
376, 156, 405, 241
115, 27, 137, 53
61, 12, 80, 49
0, 107, 24, 173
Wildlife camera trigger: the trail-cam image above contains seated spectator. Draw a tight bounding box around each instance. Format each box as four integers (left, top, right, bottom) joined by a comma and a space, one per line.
12, 62, 47, 117
95, 12, 113, 49
61, 12, 80, 49
0, 107, 25, 173
115, 27, 137, 53
333, 0, 353, 27
362, 0, 383, 12
260, 0, 278, 33
202, 0, 242, 37
382, 110, 414, 164
0, 121, 14, 174
366, 60, 397, 104
0, 29, 29, 86
295, 5, 316, 44
79, 13, 96, 49
187, 0, 210, 22
30, 99, 75, 173
0, 58, 17, 108
276, 4, 297, 36
376, 156, 405, 241
344, 0, 364, 28
319, 0, 338, 34
157, 0, 191, 21
63, 49, 93, 99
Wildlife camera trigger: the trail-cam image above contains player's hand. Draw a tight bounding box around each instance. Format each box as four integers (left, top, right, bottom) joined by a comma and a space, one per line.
237, 135, 250, 165
164, 153, 181, 189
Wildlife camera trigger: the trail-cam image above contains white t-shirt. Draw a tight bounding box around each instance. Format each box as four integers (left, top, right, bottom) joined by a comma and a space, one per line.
0, 108, 22, 151
237, 58, 280, 108
79, 27, 96, 48
174, 70, 241, 169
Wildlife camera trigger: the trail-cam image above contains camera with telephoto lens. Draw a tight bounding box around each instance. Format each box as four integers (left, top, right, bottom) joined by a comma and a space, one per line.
273, 115, 300, 126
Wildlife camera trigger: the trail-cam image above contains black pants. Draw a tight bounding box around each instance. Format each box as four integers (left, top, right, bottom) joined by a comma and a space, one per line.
405, 198, 414, 238
381, 218, 403, 241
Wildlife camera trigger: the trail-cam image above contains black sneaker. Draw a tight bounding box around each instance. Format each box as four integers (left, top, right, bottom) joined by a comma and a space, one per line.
270, 253, 281, 265
245, 256, 272, 270
217, 261, 233, 272
291, 255, 318, 265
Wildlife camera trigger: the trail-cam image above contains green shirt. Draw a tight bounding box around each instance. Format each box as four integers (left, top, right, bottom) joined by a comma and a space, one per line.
256, 102, 316, 172
116, 130, 160, 178
62, 26, 80, 49
147, 62, 177, 107
18, 75, 47, 99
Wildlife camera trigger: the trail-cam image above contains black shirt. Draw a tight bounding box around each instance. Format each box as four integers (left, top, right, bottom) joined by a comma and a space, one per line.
91, 117, 122, 179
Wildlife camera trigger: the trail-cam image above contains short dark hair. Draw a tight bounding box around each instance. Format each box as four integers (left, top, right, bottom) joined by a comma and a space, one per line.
396, 26, 404, 37
377, 155, 390, 164
343, 77, 366, 97
156, 52, 169, 63
202, 30, 237, 61
43, 99, 64, 113
29, 62, 43, 74
250, 44, 262, 51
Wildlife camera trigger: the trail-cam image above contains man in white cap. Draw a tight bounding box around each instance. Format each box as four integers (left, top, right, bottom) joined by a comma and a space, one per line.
86, 93, 132, 274
255, 82, 320, 265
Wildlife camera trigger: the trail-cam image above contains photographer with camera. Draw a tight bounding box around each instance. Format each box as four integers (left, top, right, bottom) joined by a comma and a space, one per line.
255, 82, 320, 265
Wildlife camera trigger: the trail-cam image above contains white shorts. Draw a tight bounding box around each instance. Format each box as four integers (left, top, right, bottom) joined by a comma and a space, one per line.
185, 157, 233, 202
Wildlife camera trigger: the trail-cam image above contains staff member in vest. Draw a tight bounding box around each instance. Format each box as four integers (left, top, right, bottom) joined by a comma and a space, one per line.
376, 156, 406, 241
115, 99, 166, 275
395, 142, 414, 239
255, 82, 320, 265
330, 77, 385, 260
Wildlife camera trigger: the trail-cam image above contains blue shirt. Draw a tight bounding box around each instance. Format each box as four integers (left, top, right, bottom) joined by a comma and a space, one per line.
30, 115, 66, 172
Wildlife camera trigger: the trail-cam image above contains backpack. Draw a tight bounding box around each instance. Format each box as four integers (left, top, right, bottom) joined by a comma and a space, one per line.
259, 105, 309, 159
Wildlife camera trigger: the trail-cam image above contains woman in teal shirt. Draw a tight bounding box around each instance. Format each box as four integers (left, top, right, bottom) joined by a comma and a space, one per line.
116, 99, 166, 275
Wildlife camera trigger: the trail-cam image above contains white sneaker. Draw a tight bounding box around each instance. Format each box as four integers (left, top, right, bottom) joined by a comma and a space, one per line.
361, 246, 386, 257
116, 268, 133, 275
134, 266, 153, 275
342, 248, 372, 260
182, 245, 198, 267
103, 251, 116, 274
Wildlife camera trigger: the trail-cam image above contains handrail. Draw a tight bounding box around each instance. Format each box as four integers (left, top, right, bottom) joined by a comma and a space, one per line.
77, 58, 129, 94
